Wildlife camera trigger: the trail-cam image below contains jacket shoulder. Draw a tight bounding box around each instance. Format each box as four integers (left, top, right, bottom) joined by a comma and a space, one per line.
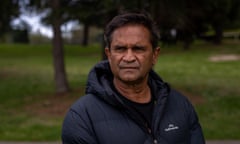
71, 94, 97, 111
62, 94, 99, 143
168, 89, 193, 107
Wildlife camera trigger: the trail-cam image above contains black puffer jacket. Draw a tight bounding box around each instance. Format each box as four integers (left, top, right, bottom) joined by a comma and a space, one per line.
62, 60, 205, 144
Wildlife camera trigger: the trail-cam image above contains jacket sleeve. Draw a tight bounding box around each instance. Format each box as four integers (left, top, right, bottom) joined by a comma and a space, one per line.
188, 103, 205, 144
62, 108, 98, 144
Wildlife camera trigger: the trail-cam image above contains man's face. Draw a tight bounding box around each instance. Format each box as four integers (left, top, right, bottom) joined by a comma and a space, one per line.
105, 24, 160, 84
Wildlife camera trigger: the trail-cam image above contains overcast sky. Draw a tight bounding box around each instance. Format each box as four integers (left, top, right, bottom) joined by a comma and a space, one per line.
12, 13, 80, 38
21, 14, 53, 37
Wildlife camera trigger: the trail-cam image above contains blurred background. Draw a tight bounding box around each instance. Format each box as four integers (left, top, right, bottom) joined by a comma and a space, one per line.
0, 0, 240, 142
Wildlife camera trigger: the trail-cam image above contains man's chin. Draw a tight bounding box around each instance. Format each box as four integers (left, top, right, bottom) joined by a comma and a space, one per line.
120, 77, 143, 85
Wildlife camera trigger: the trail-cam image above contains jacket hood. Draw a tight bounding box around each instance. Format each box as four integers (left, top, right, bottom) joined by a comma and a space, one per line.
85, 60, 170, 108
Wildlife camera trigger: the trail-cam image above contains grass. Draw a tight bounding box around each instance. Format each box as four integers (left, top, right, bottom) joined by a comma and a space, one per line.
0, 43, 101, 141
157, 41, 240, 139
0, 41, 240, 141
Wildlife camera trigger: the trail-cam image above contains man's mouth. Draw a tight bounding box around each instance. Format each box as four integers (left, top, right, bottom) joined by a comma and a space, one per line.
120, 66, 138, 69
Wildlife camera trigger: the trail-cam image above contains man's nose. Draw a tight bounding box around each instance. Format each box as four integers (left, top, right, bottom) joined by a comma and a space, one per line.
123, 49, 135, 62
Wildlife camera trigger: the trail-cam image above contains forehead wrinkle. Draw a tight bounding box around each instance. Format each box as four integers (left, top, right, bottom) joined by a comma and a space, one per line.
111, 26, 150, 48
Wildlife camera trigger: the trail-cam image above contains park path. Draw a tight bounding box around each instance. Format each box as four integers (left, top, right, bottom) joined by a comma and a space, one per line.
0, 141, 240, 144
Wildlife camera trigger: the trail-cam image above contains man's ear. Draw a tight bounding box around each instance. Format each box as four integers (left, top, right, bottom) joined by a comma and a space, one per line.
105, 47, 110, 58
152, 47, 160, 65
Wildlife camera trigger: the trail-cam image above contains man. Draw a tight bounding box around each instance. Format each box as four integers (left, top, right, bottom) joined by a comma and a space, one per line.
62, 12, 205, 144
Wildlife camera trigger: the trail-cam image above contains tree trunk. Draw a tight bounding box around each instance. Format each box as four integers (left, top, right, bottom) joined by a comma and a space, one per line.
213, 24, 223, 45
82, 23, 89, 46
52, 0, 70, 93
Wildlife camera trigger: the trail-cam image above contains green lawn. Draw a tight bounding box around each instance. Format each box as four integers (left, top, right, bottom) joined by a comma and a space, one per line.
0, 41, 239, 141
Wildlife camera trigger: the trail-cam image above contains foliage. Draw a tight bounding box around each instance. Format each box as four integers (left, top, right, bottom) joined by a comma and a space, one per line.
1, 0, 240, 46
21, 0, 240, 48
148, 0, 240, 46
0, 0, 20, 38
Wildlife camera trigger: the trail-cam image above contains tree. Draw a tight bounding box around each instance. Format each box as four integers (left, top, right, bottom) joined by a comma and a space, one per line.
51, 0, 70, 93
0, 0, 20, 41
204, 0, 240, 44
24, 0, 119, 90
26, 0, 71, 93
65, 0, 120, 61
148, 0, 240, 47
11, 19, 30, 43
67, 0, 119, 46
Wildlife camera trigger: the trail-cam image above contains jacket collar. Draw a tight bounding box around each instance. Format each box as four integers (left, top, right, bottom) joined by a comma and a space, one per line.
86, 60, 169, 107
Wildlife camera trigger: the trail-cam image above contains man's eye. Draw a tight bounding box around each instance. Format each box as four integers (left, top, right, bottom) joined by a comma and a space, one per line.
133, 46, 145, 52
114, 46, 126, 52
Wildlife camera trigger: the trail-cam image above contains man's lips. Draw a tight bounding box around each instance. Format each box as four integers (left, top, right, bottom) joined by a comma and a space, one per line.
119, 66, 139, 69
119, 63, 140, 69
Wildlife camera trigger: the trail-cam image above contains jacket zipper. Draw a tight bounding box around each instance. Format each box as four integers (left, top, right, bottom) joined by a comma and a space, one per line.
145, 123, 158, 144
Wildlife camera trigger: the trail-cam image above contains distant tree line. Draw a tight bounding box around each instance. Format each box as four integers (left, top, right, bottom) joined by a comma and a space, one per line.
1, 0, 240, 45
25, 0, 240, 46
1, 0, 240, 93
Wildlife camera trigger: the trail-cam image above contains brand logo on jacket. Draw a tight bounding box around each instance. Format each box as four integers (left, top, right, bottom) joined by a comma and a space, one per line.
164, 124, 179, 132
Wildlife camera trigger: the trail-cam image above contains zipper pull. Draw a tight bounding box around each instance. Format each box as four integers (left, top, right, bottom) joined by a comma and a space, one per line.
148, 127, 152, 134
145, 123, 157, 144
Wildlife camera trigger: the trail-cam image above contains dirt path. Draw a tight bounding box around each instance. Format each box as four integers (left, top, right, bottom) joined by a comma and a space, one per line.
209, 54, 240, 62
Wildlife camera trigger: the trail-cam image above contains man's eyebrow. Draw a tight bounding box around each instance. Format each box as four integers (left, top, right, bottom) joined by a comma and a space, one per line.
112, 44, 126, 47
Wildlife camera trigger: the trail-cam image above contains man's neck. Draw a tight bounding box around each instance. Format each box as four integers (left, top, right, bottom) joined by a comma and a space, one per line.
113, 78, 151, 103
